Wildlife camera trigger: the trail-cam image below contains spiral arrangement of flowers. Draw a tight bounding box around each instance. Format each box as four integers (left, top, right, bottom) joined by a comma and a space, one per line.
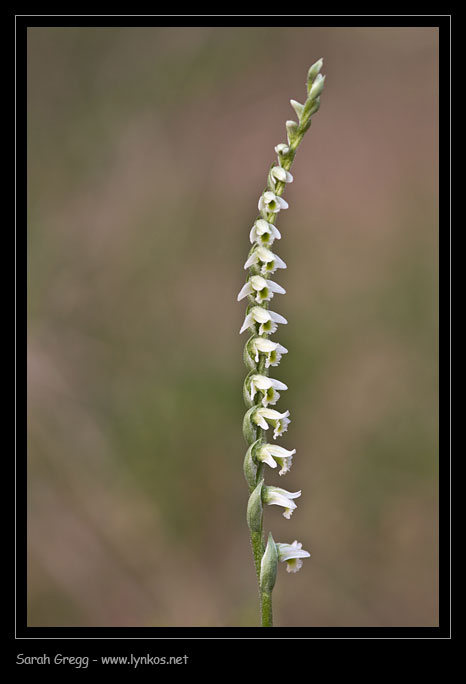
238, 59, 325, 626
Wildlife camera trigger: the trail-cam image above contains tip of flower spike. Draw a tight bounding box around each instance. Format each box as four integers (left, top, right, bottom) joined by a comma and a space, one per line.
307, 58, 324, 92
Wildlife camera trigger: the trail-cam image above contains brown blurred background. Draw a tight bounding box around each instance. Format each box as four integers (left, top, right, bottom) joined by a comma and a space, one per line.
27, 26, 439, 627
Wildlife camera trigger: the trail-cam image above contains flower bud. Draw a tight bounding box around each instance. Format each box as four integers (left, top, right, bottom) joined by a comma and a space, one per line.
290, 99, 304, 121
286, 120, 299, 146
274, 142, 290, 158
307, 58, 324, 92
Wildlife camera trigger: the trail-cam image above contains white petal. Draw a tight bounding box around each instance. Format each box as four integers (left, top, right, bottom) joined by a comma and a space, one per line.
239, 313, 254, 334
276, 541, 310, 562
271, 166, 287, 182
255, 219, 271, 233
271, 225, 281, 240
278, 459, 293, 476
273, 254, 287, 269
270, 379, 288, 391
258, 408, 283, 420
269, 311, 288, 325
282, 507, 295, 519
286, 490, 301, 500
250, 275, 268, 291
252, 337, 278, 353
260, 452, 278, 468
277, 197, 289, 209
283, 549, 310, 561
251, 306, 271, 324
286, 558, 303, 572
275, 143, 290, 155
259, 320, 277, 335
251, 375, 272, 390
256, 246, 275, 263
268, 493, 298, 511
262, 388, 280, 407
267, 280, 286, 295
244, 252, 258, 270
269, 446, 296, 458
237, 281, 253, 301
253, 412, 269, 430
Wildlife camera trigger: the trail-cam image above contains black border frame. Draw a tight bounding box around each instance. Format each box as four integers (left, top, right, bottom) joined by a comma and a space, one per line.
16, 14, 452, 659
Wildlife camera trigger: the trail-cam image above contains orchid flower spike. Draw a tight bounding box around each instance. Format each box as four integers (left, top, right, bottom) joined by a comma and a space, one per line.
238, 61, 325, 626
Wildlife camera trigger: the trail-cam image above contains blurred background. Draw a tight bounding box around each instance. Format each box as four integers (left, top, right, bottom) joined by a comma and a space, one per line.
27, 26, 439, 627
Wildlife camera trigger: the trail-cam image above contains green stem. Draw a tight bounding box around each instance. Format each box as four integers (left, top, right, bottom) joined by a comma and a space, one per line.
250, 530, 264, 582
260, 590, 273, 627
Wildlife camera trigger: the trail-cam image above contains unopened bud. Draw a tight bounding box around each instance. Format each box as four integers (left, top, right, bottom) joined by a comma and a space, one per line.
307, 58, 324, 92
285, 120, 299, 146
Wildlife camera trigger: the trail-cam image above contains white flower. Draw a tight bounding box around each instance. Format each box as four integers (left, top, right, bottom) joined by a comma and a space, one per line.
243, 246, 287, 276
256, 444, 296, 475
258, 190, 289, 216
252, 407, 291, 439
249, 219, 281, 246
237, 275, 286, 304
263, 485, 301, 519
248, 374, 288, 407
250, 337, 288, 368
276, 540, 311, 573
239, 306, 287, 335
270, 166, 293, 184
274, 143, 290, 156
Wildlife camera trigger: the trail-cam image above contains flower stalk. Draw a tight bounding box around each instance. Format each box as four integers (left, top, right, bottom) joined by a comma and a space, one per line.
239, 60, 325, 626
